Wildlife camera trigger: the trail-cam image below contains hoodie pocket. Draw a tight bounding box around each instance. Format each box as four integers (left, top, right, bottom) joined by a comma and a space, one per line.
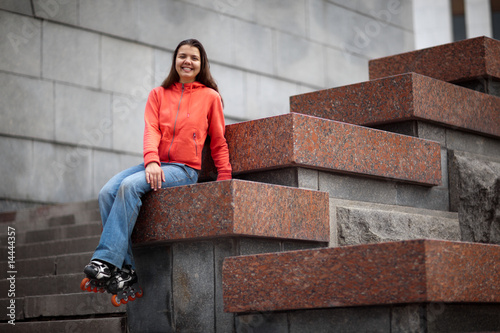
193, 133, 198, 156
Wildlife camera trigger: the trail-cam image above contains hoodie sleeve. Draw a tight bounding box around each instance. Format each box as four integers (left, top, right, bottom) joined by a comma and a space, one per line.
143, 88, 162, 167
208, 93, 232, 181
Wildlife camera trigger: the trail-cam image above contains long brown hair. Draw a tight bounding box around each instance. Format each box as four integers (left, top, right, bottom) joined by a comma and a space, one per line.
161, 39, 221, 97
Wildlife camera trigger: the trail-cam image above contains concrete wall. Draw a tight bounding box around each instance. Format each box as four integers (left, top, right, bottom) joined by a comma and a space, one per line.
412, 0, 453, 49
0, 0, 414, 210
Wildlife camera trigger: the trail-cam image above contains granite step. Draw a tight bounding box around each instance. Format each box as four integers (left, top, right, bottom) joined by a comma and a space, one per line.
0, 292, 125, 321
0, 273, 86, 298
368, 36, 500, 96
0, 199, 100, 235
0, 317, 127, 333
23, 221, 101, 243
4, 235, 100, 260
133, 179, 330, 245
201, 114, 442, 186
0, 221, 101, 247
0, 251, 93, 277
222, 239, 500, 313
290, 72, 500, 139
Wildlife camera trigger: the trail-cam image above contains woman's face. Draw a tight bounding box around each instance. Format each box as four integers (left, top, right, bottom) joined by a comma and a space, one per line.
175, 45, 201, 84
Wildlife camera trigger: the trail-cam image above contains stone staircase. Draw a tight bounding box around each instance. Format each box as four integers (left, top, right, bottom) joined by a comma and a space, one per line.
0, 201, 127, 331
0, 36, 499, 332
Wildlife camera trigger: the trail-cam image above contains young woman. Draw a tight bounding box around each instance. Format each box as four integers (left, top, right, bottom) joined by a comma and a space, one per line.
81, 39, 232, 305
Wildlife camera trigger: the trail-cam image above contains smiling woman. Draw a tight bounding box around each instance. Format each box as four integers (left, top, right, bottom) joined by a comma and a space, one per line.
80, 38, 232, 307
161, 39, 221, 96
176, 45, 201, 83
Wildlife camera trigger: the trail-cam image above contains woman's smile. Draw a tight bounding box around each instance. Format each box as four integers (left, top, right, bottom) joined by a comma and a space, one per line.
176, 45, 201, 83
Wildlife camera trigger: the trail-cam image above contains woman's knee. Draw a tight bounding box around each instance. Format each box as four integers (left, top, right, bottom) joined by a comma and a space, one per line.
118, 173, 148, 196
98, 183, 114, 203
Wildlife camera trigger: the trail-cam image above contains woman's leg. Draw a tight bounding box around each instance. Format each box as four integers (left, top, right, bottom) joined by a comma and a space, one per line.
93, 163, 199, 270
98, 164, 146, 229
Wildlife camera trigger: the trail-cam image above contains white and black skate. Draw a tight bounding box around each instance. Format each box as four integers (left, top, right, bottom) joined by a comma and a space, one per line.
80, 260, 113, 293
108, 265, 143, 307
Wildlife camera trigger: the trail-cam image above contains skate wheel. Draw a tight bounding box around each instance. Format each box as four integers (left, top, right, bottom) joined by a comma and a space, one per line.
121, 298, 128, 305
129, 295, 136, 301
111, 295, 121, 307
80, 278, 89, 291
136, 287, 144, 298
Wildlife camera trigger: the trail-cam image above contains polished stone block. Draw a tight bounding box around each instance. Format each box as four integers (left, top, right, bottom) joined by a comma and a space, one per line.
290, 73, 500, 138
0, 11, 41, 77
368, 36, 500, 83
132, 179, 329, 244
42, 22, 100, 88
0, 73, 54, 140
222, 240, 500, 312
203, 113, 442, 186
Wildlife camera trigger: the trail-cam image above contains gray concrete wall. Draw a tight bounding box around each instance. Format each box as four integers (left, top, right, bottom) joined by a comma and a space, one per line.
0, 0, 414, 210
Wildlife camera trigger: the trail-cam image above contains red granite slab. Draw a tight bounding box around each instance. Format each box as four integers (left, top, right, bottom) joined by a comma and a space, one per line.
132, 179, 329, 244
369, 36, 500, 82
202, 113, 441, 186
290, 73, 500, 138
222, 240, 500, 312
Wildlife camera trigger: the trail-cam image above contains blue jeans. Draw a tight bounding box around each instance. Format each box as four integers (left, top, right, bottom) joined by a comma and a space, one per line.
92, 163, 199, 270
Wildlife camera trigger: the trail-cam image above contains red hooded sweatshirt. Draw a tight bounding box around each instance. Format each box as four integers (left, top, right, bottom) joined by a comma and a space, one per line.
143, 81, 232, 181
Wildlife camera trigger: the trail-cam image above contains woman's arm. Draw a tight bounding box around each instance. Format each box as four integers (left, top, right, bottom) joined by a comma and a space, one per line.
208, 94, 232, 181
143, 89, 162, 167
143, 88, 165, 190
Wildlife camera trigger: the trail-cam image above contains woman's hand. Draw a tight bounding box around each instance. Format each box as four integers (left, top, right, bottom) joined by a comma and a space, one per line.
145, 162, 165, 191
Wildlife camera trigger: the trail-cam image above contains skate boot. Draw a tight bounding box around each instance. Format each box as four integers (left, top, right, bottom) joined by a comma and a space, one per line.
80, 260, 114, 293
108, 265, 143, 307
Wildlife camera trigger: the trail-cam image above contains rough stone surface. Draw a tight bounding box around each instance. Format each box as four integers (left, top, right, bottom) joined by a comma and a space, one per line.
450, 151, 500, 244
368, 36, 500, 83
290, 73, 500, 138
222, 240, 500, 312
127, 246, 173, 333
336, 205, 460, 245
172, 241, 215, 332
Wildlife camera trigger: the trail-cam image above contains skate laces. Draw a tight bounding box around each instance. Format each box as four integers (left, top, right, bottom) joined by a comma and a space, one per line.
84, 260, 113, 280
108, 265, 138, 293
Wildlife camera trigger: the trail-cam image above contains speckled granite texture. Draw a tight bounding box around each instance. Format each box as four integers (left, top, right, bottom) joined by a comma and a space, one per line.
201, 113, 442, 186
132, 179, 329, 244
222, 239, 500, 312
290, 73, 500, 138
369, 36, 500, 82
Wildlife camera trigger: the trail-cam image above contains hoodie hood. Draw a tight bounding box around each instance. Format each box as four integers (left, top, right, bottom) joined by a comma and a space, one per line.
171, 81, 206, 92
